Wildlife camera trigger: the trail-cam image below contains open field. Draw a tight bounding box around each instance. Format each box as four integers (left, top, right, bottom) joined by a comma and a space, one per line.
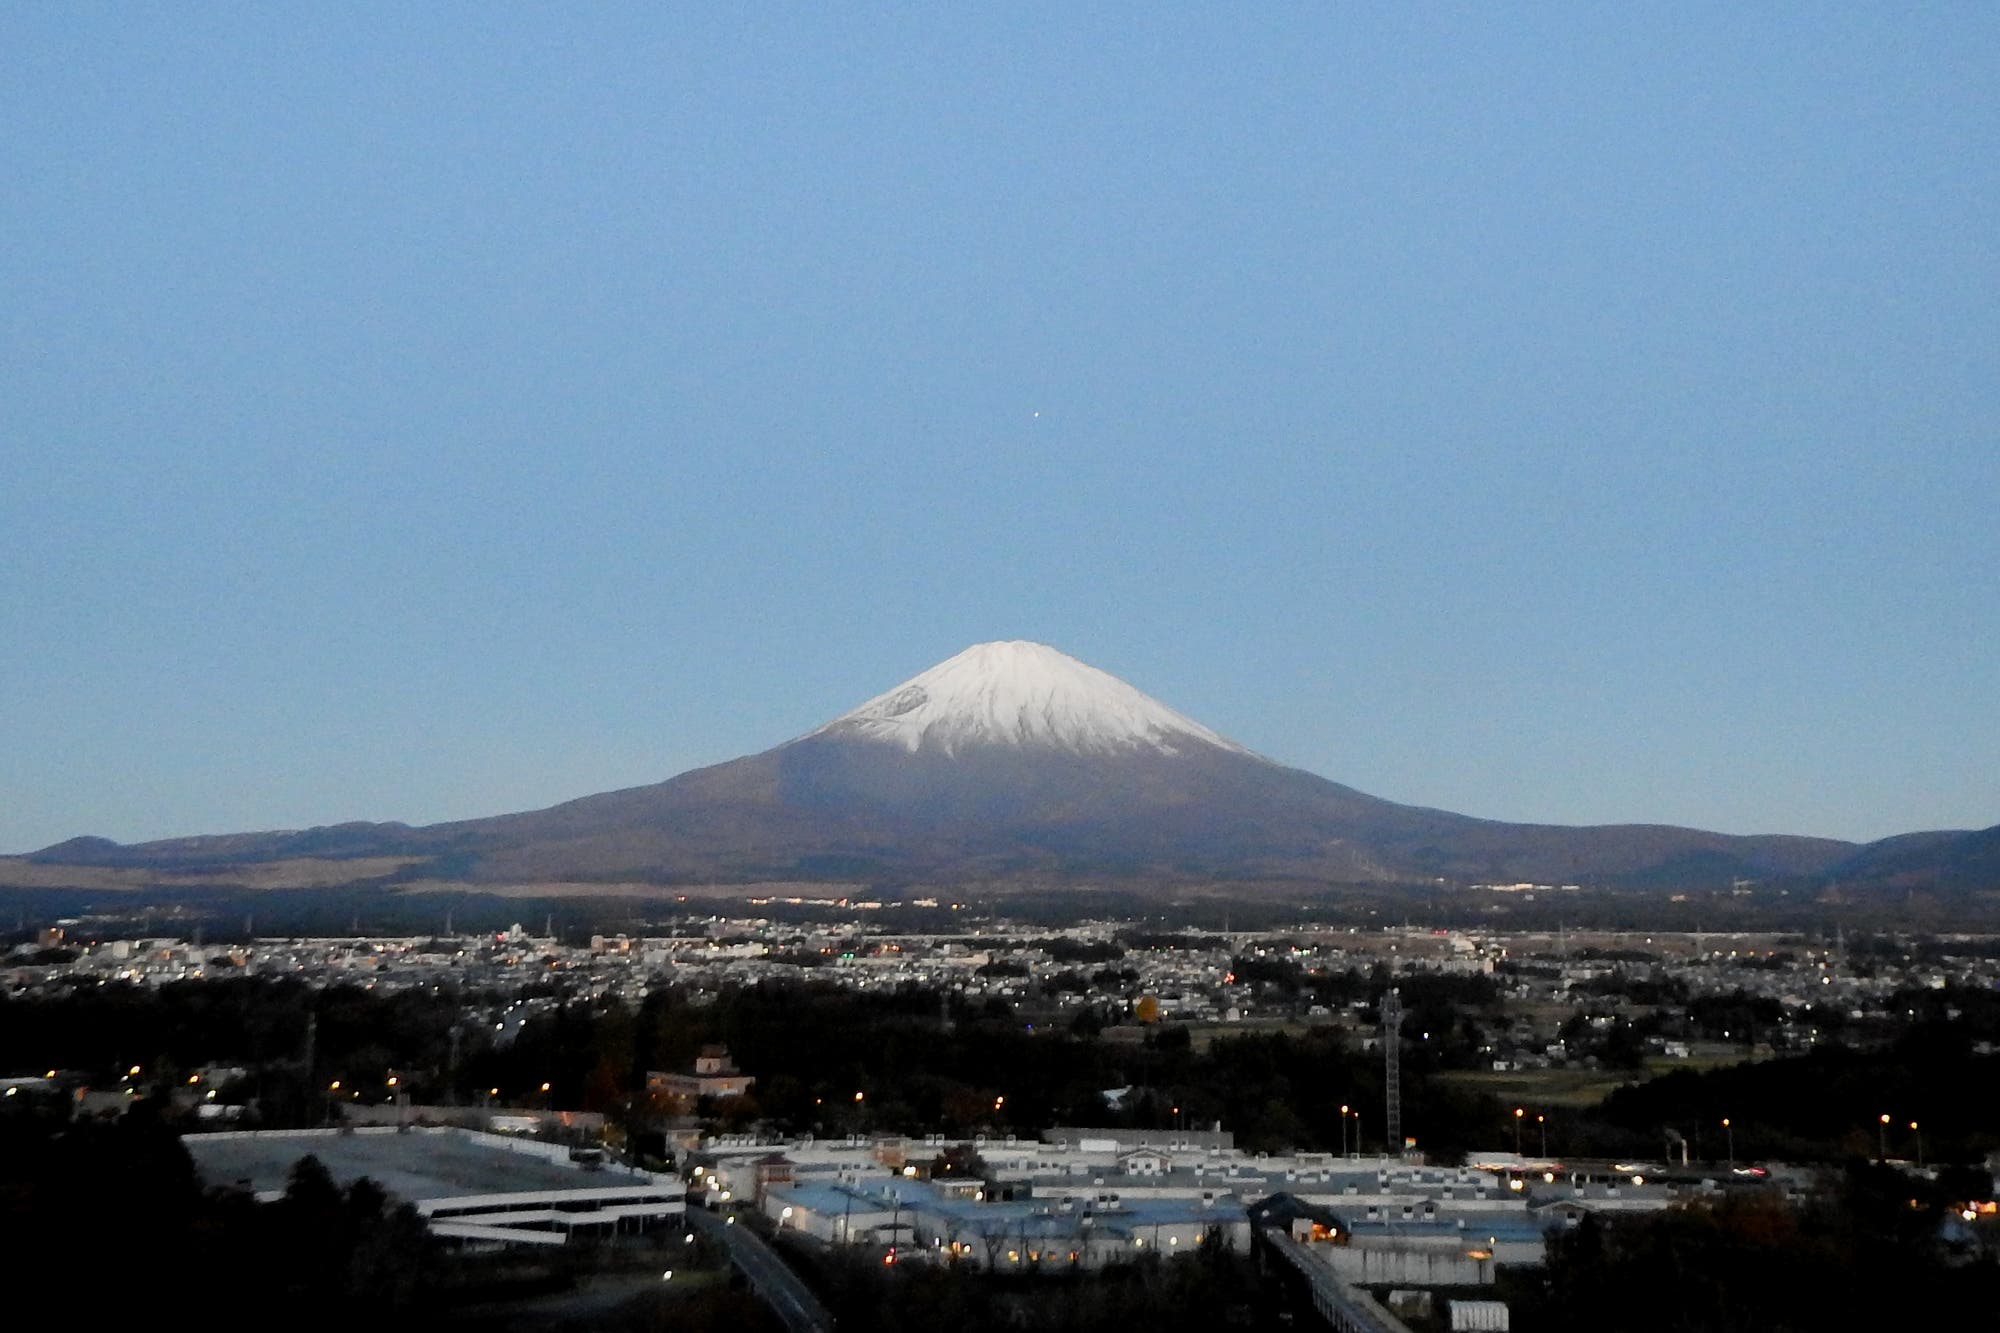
1172, 1018, 1320, 1051
1437, 1053, 1765, 1110
1437, 1066, 1648, 1109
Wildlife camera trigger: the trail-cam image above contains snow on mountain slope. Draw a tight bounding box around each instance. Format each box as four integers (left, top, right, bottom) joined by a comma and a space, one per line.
799, 641, 1258, 759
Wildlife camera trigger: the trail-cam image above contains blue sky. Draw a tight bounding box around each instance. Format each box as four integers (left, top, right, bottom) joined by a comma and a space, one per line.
3, 6, 1995, 851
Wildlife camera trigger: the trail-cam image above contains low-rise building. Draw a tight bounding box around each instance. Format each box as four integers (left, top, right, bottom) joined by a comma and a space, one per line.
648, 1045, 756, 1101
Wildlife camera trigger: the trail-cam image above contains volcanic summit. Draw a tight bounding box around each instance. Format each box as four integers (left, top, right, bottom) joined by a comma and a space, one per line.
802, 640, 1252, 758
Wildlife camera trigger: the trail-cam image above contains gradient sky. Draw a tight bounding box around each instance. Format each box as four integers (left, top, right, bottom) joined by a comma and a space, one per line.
4, 6, 1996, 853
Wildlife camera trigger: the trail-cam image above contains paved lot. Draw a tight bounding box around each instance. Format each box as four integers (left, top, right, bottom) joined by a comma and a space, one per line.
186, 1129, 596, 1199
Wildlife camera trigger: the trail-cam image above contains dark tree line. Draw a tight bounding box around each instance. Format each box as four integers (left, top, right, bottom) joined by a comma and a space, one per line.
1511, 1164, 2000, 1332
1589, 1026, 2000, 1164
4, 973, 1508, 1156
0, 1108, 426, 1323
794, 1227, 1285, 1332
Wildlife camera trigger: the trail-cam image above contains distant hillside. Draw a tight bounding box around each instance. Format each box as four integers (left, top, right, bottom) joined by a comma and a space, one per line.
1828, 824, 2000, 891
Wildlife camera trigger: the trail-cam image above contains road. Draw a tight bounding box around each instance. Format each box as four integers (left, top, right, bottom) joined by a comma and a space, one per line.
691, 1206, 837, 1333
1261, 1226, 1414, 1333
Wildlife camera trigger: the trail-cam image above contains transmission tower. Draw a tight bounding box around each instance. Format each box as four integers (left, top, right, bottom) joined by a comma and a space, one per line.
1382, 988, 1405, 1157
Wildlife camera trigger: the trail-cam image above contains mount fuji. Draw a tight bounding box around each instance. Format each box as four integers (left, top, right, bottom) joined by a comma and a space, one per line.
802, 640, 1253, 759
16, 640, 1876, 892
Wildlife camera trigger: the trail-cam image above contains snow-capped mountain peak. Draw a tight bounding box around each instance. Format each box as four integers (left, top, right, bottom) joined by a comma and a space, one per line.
799, 641, 1255, 758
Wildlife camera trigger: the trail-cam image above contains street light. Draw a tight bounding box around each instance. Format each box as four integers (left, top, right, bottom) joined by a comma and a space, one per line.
1910, 1121, 1923, 1170
1339, 1105, 1350, 1158
1513, 1107, 1525, 1156
1537, 1113, 1547, 1159
1722, 1118, 1734, 1170
1879, 1113, 1891, 1162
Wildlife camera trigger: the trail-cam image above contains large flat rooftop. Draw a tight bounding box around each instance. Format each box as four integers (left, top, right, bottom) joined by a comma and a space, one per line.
185, 1128, 605, 1201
